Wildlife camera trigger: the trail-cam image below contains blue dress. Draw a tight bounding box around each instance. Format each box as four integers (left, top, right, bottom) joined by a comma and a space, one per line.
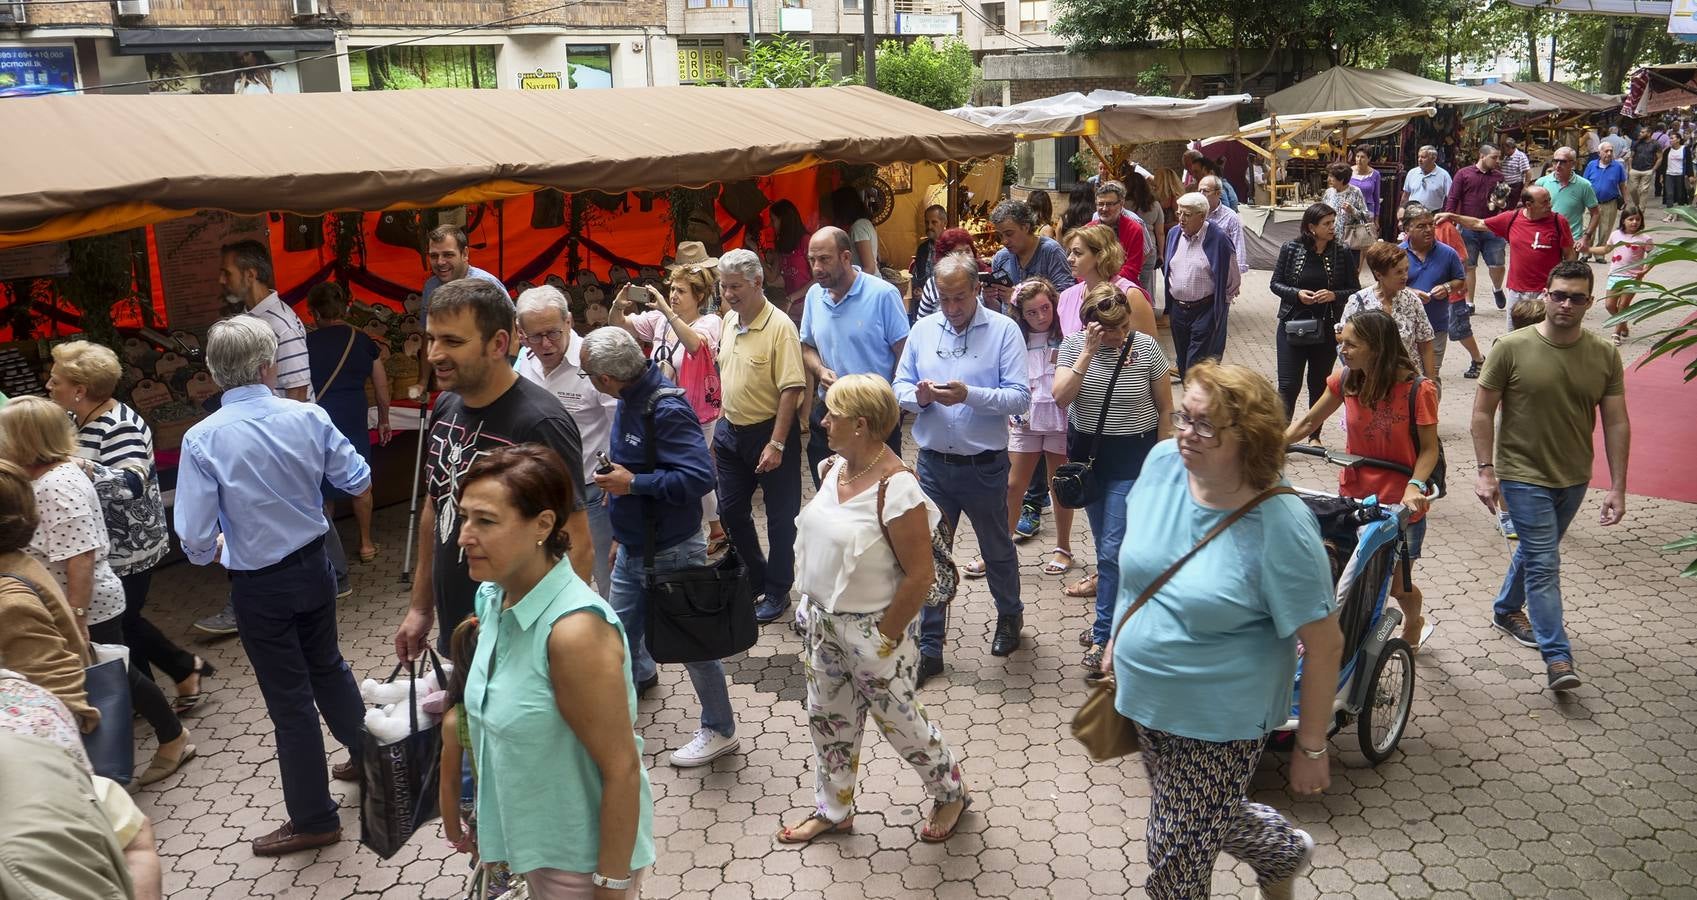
306, 323, 379, 499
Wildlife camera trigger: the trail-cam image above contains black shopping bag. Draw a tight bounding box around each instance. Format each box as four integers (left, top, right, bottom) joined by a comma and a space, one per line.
82, 647, 134, 784
645, 548, 758, 665
358, 654, 445, 859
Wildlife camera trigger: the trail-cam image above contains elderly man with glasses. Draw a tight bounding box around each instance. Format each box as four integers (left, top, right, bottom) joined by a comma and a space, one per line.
1535, 147, 1600, 246
893, 255, 1031, 687
515, 285, 619, 597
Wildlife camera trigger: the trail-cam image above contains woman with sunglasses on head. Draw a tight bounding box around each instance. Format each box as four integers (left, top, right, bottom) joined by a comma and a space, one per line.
1285, 310, 1439, 653
1053, 283, 1172, 674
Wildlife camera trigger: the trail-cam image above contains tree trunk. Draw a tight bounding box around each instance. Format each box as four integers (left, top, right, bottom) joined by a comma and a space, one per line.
1524, 9, 1541, 81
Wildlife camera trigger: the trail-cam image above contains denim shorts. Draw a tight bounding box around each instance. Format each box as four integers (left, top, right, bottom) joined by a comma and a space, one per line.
1405, 516, 1427, 560
1448, 301, 1475, 341
1460, 227, 1506, 267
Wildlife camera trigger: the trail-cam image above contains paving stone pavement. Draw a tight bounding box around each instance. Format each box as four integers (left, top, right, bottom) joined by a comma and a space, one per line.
131, 263, 1697, 899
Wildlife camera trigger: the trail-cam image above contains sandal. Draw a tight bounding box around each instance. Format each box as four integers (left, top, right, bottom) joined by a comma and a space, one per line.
358, 544, 380, 563
962, 559, 987, 579
777, 813, 853, 845
919, 793, 973, 843
1064, 573, 1097, 598
172, 657, 217, 714
1042, 548, 1074, 575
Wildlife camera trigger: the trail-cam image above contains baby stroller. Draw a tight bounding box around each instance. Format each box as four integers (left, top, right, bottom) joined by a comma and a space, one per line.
1271, 444, 1422, 765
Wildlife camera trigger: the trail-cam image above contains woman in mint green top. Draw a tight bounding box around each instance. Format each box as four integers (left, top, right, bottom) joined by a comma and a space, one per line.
457, 445, 654, 897
1102, 362, 1343, 900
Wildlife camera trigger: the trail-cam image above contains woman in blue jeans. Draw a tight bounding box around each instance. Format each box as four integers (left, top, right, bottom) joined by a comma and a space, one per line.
1052, 283, 1172, 672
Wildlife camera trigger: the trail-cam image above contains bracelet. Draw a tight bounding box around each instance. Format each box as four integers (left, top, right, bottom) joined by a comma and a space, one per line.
592, 872, 634, 890
768, 440, 786, 452
1297, 742, 1328, 760
1476, 463, 1494, 471
1408, 479, 1428, 494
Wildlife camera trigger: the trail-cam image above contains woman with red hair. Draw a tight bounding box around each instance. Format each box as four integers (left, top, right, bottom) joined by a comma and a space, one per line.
913, 228, 985, 319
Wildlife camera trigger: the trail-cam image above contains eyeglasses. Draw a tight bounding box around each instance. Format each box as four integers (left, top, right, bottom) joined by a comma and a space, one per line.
521, 329, 566, 346
936, 332, 969, 358
1546, 290, 1593, 307
1171, 411, 1225, 439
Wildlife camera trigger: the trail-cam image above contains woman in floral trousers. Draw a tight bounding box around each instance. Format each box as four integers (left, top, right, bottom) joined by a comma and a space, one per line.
780, 374, 969, 845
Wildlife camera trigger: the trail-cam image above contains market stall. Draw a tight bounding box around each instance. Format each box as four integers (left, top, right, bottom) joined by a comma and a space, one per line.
1484, 81, 1617, 173
1622, 63, 1697, 117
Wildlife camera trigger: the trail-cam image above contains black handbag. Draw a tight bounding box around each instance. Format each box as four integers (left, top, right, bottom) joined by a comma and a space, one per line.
639, 388, 758, 665
1407, 375, 1447, 499
1283, 316, 1328, 346
1280, 244, 1336, 347
358, 651, 446, 860
1052, 339, 1133, 509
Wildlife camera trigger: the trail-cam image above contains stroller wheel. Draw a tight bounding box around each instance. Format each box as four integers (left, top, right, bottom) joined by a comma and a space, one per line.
1358, 637, 1415, 765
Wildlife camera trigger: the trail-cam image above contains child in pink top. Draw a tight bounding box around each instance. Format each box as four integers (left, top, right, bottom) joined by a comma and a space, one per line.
1582, 205, 1653, 345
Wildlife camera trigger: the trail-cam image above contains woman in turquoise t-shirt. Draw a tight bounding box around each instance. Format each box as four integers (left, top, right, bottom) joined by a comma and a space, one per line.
458, 445, 654, 898
1102, 362, 1343, 900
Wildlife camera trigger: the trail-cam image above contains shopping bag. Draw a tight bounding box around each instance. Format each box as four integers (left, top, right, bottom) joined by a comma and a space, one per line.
82, 643, 134, 784
358, 653, 445, 859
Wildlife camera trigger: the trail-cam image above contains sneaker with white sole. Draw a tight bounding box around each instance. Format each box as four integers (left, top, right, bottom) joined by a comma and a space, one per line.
668, 729, 740, 768
194, 605, 239, 636
1260, 828, 1315, 900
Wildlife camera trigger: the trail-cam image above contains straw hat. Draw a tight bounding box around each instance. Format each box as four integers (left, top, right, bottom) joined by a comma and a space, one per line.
669, 241, 719, 270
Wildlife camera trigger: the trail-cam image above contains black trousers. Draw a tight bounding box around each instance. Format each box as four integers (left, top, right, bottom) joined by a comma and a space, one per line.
87, 616, 183, 744
1275, 324, 1338, 440
118, 570, 196, 684
807, 399, 901, 488
717, 416, 804, 602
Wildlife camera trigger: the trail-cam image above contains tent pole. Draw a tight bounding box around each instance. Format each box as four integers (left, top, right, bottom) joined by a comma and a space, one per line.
1081, 134, 1112, 176
947, 162, 961, 227
496, 199, 505, 280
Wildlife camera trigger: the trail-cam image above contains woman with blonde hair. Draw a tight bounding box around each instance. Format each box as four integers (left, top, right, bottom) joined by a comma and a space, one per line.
1053, 284, 1172, 672
0, 396, 193, 785
783, 373, 968, 846
46, 340, 213, 711
612, 261, 728, 553
1104, 361, 1342, 899
1056, 223, 1157, 338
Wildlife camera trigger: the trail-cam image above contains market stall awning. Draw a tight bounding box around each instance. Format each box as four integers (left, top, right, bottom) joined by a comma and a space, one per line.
1475, 83, 1562, 115
1622, 63, 1697, 116
1500, 80, 1619, 113
0, 85, 1013, 248
1265, 67, 1531, 115
1202, 107, 1437, 145
945, 89, 1250, 144
114, 27, 338, 54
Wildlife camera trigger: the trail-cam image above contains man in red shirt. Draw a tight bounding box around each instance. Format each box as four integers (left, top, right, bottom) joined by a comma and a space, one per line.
1437, 185, 1575, 327
1091, 181, 1146, 284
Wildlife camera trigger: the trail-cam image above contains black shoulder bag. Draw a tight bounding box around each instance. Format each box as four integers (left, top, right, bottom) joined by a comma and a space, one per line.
1282, 245, 1333, 347
1406, 375, 1447, 499
640, 388, 758, 664
1052, 338, 1134, 509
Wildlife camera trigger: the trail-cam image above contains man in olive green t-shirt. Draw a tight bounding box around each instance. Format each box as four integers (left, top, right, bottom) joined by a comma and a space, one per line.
1470, 260, 1630, 693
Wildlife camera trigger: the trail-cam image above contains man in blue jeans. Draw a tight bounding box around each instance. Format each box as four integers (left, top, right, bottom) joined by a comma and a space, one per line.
582, 326, 739, 767
894, 256, 1031, 687
1471, 260, 1630, 692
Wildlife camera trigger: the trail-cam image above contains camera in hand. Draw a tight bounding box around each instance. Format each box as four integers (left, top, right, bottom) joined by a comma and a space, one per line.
978, 269, 1014, 288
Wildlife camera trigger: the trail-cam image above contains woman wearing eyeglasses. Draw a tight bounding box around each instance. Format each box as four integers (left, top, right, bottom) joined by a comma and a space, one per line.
1053, 283, 1171, 674
612, 262, 727, 554
306, 283, 393, 563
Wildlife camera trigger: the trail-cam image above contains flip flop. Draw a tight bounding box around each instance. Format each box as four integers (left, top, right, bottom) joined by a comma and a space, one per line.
777, 813, 853, 845
1064, 573, 1097, 598
358, 545, 380, 563
1042, 548, 1074, 575
962, 560, 988, 579
919, 793, 973, 843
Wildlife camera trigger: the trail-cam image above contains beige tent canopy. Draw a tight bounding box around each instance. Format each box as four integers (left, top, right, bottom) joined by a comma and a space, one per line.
945, 90, 1251, 144
1202, 106, 1437, 207
1475, 84, 1562, 115
1499, 80, 1617, 113
1266, 67, 1531, 115
0, 85, 1013, 248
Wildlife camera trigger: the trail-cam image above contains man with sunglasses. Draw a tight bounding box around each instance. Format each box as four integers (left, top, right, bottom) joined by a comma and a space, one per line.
893, 255, 1031, 686
1536, 147, 1600, 247
1436, 184, 1574, 329
1471, 260, 1630, 693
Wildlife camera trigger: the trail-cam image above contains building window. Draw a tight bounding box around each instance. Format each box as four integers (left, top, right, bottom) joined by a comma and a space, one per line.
687, 0, 749, 6
567, 45, 613, 88
1018, 0, 1048, 32
351, 45, 497, 91
844, 0, 863, 11
980, 2, 1005, 32
677, 40, 728, 84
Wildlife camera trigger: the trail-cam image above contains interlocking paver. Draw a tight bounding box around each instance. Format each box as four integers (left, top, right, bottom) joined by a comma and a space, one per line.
121, 256, 1697, 898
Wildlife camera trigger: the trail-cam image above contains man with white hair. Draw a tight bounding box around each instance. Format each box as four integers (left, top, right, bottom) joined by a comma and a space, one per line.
1162, 192, 1241, 378
714, 247, 807, 625
1400, 145, 1453, 211
1198, 175, 1249, 281
174, 315, 370, 857
514, 285, 618, 597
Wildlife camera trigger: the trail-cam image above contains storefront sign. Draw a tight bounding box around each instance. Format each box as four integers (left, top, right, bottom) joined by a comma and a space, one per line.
520, 69, 562, 90
779, 8, 813, 31
678, 45, 726, 84
0, 46, 78, 97
896, 13, 958, 35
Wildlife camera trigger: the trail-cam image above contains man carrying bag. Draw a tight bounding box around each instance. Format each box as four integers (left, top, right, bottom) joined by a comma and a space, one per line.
581, 327, 745, 769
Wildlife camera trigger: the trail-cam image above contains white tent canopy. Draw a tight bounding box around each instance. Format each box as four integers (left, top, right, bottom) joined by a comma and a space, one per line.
1474, 83, 1563, 115
1204, 107, 1437, 145
1265, 67, 1531, 115
946, 89, 1251, 144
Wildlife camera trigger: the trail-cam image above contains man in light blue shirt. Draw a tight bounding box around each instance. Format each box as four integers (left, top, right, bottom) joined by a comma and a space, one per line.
800, 226, 910, 484
1399, 145, 1453, 212
174, 315, 371, 858
421, 224, 507, 305
893, 256, 1030, 684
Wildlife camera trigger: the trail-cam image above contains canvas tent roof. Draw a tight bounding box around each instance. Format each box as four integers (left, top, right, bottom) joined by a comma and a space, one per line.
1500, 80, 1617, 113
1203, 107, 1436, 145
1475, 84, 1562, 115
945, 89, 1250, 144
0, 85, 1012, 248
1265, 67, 1531, 115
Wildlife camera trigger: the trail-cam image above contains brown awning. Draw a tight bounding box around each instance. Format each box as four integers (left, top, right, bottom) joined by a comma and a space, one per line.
0, 85, 1012, 245
1500, 81, 1618, 113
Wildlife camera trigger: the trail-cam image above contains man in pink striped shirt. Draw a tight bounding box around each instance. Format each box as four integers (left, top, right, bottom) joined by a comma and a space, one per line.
1162, 193, 1241, 377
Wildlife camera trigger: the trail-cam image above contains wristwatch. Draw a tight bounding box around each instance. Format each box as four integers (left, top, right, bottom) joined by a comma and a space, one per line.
591, 872, 634, 890
768, 440, 786, 452
1297, 743, 1328, 760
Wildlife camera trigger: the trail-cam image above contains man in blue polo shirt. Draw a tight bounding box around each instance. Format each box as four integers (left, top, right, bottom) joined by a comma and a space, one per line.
1399, 203, 1468, 381
800, 226, 910, 484
1582, 142, 1628, 258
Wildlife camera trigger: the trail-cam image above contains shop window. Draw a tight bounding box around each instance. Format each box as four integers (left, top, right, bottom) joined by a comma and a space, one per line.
567, 44, 613, 88
352, 44, 497, 91
844, 0, 863, 11
677, 40, 728, 84
1018, 0, 1048, 32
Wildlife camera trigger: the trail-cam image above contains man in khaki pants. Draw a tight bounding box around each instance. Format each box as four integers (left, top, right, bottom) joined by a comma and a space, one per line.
1627, 126, 1661, 210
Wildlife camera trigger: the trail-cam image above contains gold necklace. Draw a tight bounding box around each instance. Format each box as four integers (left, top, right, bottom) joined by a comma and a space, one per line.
839, 446, 888, 485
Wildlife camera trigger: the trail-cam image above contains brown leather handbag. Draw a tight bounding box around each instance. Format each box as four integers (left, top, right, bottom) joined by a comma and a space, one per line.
1071, 486, 1297, 762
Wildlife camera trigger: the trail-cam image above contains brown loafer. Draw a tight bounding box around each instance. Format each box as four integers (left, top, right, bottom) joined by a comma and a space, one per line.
252, 822, 340, 857
331, 756, 359, 783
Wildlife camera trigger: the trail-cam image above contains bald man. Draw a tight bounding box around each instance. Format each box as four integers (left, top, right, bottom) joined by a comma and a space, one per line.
1438, 184, 1576, 328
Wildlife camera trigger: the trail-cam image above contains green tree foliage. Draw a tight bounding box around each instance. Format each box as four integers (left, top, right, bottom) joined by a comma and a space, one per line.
864, 38, 978, 110
725, 35, 846, 88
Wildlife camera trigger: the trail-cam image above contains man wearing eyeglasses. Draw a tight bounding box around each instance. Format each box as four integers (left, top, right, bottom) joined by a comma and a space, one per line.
1471, 260, 1630, 693
893, 255, 1031, 686
1436, 184, 1574, 329
514, 285, 619, 598
1535, 147, 1600, 247
1399, 146, 1452, 212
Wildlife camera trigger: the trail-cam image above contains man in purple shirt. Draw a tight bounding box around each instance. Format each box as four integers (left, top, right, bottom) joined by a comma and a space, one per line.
1444, 143, 1509, 313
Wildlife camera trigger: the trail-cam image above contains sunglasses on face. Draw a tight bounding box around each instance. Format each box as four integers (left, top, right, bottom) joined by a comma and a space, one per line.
1546, 290, 1592, 307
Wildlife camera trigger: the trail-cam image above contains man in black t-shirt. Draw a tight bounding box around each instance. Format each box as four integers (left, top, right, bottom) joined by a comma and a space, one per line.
1627, 126, 1662, 210
394, 280, 589, 660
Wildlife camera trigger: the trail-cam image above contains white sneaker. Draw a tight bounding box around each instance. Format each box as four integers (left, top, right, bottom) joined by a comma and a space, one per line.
1260, 828, 1315, 900
668, 729, 740, 768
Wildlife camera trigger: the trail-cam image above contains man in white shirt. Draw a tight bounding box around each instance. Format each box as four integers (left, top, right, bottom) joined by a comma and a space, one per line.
1399, 145, 1453, 212
1198, 176, 1249, 282
514, 285, 618, 597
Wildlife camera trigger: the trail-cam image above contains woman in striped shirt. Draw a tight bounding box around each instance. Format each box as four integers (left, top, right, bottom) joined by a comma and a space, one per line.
48, 341, 216, 713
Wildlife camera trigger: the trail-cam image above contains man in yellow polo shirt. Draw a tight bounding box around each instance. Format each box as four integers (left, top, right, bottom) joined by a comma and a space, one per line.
715, 248, 807, 624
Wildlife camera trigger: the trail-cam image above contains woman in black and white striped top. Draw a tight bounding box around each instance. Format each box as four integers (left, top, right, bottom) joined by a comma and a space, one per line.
48, 341, 215, 714
1052, 283, 1173, 674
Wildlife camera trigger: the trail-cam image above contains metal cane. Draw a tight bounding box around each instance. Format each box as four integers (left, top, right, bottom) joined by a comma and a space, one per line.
399, 391, 435, 583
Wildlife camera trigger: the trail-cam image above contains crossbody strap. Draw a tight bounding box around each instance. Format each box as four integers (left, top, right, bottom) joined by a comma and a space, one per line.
1082, 338, 1134, 463
874, 466, 921, 576
641, 387, 688, 576
313, 325, 359, 403
1108, 486, 1298, 643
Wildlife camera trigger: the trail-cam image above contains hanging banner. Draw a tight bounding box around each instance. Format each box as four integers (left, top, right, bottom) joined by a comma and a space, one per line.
0, 46, 78, 97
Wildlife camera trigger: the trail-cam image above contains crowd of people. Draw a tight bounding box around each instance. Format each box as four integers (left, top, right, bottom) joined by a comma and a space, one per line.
0, 115, 1645, 897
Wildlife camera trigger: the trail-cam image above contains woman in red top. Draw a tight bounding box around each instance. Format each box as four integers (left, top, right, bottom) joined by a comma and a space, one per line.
1285, 310, 1439, 652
